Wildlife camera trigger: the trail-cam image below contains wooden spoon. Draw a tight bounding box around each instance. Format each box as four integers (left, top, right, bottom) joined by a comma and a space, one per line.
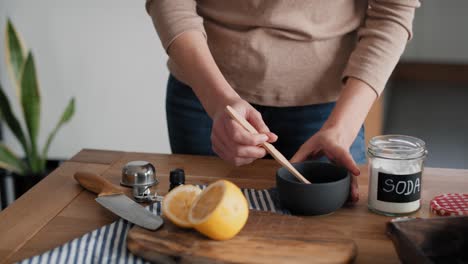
225, 105, 311, 184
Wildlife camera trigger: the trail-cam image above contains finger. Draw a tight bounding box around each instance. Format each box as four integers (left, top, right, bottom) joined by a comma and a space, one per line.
266, 132, 278, 143
290, 148, 308, 163
212, 144, 225, 160
213, 133, 256, 166
216, 122, 264, 160
213, 127, 242, 162
218, 123, 267, 159
290, 140, 317, 163
234, 145, 267, 159
233, 157, 256, 166
211, 133, 229, 160
214, 124, 239, 158
217, 148, 256, 167
350, 175, 359, 203
212, 124, 231, 152
332, 148, 360, 176
247, 111, 270, 134
228, 119, 269, 146
308, 149, 325, 160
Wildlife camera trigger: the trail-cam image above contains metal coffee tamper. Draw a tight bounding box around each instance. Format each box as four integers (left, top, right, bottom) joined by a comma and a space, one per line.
121, 161, 161, 202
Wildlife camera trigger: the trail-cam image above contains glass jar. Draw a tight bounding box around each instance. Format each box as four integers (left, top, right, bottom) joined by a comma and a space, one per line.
367, 135, 427, 216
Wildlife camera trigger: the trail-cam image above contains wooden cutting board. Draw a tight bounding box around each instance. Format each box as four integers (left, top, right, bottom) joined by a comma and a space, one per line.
127, 210, 356, 264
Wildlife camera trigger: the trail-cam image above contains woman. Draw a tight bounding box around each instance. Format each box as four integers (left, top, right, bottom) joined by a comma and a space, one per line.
145, 0, 420, 201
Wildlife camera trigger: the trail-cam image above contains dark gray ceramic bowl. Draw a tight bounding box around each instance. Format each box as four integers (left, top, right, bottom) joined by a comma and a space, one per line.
276, 161, 350, 216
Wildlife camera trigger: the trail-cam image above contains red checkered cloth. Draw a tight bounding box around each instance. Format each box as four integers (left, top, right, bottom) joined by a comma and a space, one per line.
430, 193, 468, 216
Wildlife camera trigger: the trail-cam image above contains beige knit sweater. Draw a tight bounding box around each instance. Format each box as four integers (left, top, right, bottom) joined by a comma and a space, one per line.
146, 0, 420, 106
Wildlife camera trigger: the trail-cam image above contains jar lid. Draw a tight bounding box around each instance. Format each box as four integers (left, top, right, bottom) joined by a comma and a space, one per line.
430, 193, 468, 216
368, 135, 427, 160
170, 168, 185, 185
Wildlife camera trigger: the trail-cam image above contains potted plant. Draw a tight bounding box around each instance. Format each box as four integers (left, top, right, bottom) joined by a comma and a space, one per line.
0, 19, 75, 207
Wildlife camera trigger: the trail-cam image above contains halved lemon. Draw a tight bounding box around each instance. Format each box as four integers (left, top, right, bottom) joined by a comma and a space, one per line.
162, 185, 202, 228
188, 180, 249, 240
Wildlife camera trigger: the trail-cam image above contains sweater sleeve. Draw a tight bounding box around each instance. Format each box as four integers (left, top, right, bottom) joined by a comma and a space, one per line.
145, 0, 207, 52
342, 0, 421, 96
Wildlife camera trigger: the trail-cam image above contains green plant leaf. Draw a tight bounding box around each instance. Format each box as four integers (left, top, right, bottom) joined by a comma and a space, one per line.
0, 83, 31, 159
41, 97, 75, 170
20, 52, 41, 173
5, 19, 26, 93
0, 143, 26, 175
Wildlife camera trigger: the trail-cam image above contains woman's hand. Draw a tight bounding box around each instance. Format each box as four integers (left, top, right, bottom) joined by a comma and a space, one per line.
211, 99, 277, 166
163, 32, 277, 166
290, 127, 360, 203
290, 78, 378, 203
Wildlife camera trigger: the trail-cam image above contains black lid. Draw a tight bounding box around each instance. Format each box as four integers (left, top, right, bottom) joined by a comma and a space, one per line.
170, 168, 185, 185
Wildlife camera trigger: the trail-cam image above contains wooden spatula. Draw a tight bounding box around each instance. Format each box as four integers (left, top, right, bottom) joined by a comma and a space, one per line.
225, 105, 311, 184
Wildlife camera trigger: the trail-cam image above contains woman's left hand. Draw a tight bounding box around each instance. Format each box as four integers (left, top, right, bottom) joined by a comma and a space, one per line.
290, 127, 361, 203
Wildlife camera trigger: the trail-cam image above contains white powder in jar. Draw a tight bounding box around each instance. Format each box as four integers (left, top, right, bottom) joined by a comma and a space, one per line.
368, 158, 423, 215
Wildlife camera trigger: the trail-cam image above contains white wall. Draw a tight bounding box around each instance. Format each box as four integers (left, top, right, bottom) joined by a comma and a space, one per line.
402, 0, 468, 62
1, 1, 467, 160
0, 0, 171, 159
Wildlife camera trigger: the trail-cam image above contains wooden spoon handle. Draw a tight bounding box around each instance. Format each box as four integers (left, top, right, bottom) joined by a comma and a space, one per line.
225, 105, 260, 134
261, 143, 311, 184
225, 105, 311, 184
74, 171, 124, 196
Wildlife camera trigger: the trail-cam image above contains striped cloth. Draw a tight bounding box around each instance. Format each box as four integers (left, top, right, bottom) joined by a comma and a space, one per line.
18, 187, 287, 264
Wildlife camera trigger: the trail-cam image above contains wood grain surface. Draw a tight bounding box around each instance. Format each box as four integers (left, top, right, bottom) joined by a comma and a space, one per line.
0, 149, 467, 263
0, 161, 113, 263
128, 210, 356, 264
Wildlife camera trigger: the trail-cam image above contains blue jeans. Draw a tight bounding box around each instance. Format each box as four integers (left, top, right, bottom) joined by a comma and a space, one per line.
166, 75, 367, 164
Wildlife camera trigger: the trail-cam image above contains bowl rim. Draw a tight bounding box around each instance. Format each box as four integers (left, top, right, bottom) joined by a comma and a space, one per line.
276, 161, 350, 186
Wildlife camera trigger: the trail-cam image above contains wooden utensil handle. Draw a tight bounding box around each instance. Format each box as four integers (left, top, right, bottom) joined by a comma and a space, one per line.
74, 171, 123, 196
262, 143, 311, 184
225, 105, 311, 184
225, 105, 260, 134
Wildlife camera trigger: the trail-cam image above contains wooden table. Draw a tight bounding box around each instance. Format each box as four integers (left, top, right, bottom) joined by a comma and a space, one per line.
0, 149, 467, 263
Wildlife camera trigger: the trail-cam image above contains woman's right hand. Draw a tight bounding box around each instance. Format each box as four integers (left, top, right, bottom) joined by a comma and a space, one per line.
211, 99, 277, 166
163, 31, 276, 165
